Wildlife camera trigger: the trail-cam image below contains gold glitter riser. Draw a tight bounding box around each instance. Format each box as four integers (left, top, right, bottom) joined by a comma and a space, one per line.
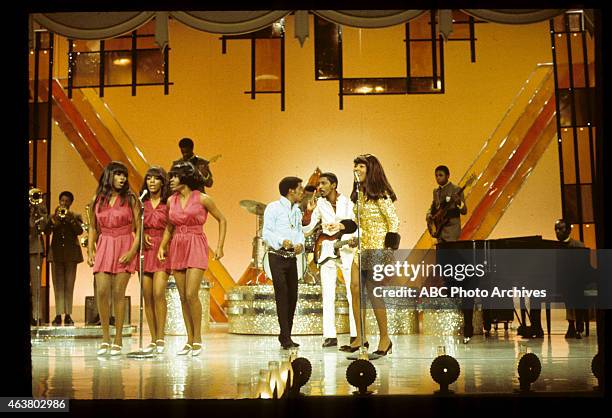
165, 279, 211, 336
227, 284, 419, 335
362, 309, 419, 335
420, 310, 463, 336
228, 284, 349, 335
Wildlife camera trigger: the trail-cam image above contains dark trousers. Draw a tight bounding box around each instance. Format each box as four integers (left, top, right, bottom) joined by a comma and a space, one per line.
530, 308, 543, 333
483, 309, 492, 332
462, 298, 474, 338
51, 261, 78, 315
269, 253, 299, 344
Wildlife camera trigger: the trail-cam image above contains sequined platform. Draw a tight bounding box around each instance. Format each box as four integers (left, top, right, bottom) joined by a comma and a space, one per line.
227, 284, 421, 335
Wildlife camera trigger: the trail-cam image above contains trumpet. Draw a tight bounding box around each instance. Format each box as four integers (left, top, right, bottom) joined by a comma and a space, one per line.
29, 187, 44, 206
57, 207, 68, 219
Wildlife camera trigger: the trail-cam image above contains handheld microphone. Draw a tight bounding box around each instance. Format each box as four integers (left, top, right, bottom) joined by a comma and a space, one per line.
353, 170, 361, 183
139, 189, 149, 201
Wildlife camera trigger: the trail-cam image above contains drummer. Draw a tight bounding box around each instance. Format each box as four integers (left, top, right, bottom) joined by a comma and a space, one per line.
262, 177, 305, 350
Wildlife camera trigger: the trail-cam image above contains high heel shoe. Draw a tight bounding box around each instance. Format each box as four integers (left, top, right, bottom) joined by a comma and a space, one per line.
339, 341, 369, 352
109, 344, 122, 356
155, 340, 166, 354
373, 341, 392, 356
177, 344, 192, 356
192, 343, 202, 356
96, 342, 110, 356
142, 342, 157, 354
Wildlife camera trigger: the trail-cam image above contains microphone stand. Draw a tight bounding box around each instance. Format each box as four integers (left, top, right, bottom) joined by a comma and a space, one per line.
32, 209, 45, 343
33, 226, 43, 342
128, 192, 155, 359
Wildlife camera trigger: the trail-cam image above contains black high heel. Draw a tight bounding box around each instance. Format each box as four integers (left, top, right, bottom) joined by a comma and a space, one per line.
339, 341, 369, 352
373, 341, 393, 356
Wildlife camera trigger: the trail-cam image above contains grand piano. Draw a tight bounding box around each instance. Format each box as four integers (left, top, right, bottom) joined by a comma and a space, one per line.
435, 235, 598, 336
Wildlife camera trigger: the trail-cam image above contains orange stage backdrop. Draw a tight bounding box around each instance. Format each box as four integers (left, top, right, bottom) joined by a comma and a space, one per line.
46, 17, 561, 317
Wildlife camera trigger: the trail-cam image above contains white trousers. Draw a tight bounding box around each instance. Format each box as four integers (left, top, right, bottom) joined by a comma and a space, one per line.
320, 252, 356, 338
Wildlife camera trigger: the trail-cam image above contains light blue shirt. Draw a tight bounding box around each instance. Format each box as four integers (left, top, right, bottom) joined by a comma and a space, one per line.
263, 196, 305, 250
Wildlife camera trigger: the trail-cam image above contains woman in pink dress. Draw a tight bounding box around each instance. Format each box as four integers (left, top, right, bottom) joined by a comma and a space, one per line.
158, 161, 227, 357
138, 166, 171, 354
87, 161, 140, 356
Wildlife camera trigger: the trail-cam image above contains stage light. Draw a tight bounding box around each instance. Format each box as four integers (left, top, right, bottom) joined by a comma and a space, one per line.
430, 355, 460, 394
280, 354, 293, 388
268, 360, 285, 398
346, 359, 377, 395
288, 357, 312, 397
516, 353, 541, 393
256, 369, 272, 399
591, 353, 603, 391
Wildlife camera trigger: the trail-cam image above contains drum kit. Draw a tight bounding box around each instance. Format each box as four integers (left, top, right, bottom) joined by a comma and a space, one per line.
239, 199, 318, 284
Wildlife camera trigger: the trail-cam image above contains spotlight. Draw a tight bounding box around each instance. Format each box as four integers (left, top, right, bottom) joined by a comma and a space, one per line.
430, 355, 460, 394
516, 353, 541, 393
346, 359, 377, 395
591, 353, 603, 391
288, 357, 311, 397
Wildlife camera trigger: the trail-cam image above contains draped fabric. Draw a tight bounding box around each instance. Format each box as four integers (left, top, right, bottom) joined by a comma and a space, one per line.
33, 12, 156, 40
169, 11, 290, 34
460, 9, 566, 24
312, 10, 426, 28
32, 9, 570, 50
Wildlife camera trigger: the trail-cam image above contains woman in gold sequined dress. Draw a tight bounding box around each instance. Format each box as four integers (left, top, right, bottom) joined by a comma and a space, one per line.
338, 154, 400, 355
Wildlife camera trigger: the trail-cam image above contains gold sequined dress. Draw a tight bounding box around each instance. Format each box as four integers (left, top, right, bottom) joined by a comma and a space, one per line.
354, 192, 400, 269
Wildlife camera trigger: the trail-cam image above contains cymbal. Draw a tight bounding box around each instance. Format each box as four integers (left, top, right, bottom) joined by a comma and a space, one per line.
239, 200, 266, 215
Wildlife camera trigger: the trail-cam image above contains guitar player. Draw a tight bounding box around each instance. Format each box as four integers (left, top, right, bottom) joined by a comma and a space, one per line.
426, 165, 475, 343
426, 165, 467, 243
303, 172, 358, 349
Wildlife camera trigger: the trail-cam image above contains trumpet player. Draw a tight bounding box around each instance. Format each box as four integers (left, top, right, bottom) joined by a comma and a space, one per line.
45, 191, 84, 326
29, 186, 49, 326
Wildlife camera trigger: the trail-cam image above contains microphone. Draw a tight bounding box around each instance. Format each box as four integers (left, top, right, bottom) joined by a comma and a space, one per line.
139, 189, 149, 201
353, 170, 361, 183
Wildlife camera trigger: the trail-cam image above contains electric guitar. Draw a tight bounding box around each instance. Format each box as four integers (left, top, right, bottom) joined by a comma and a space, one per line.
427, 174, 476, 239
313, 225, 354, 266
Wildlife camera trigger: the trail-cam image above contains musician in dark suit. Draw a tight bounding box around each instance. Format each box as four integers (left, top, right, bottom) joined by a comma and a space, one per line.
554, 219, 588, 339
172, 137, 213, 192
45, 191, 84, 326
426, 166, 473, 343
426, 165, 467, 242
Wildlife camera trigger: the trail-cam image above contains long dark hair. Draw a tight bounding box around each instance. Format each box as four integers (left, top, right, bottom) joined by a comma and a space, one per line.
168, 161, 205, 192
350, 154, 397, 203
140, 166, 170, 204
94, 161, 134, 211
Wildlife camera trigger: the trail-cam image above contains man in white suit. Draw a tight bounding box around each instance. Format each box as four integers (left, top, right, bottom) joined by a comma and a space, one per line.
303, 172, 357, 349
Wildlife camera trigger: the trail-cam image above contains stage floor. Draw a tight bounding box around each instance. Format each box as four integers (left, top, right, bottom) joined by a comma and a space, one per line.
31, 317, 599, 399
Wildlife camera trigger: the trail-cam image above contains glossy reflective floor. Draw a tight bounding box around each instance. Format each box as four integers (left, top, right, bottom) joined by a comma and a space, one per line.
32, 317, 600, 399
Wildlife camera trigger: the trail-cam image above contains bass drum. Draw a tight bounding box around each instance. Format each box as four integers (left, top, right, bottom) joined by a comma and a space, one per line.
262, 251, 306, 282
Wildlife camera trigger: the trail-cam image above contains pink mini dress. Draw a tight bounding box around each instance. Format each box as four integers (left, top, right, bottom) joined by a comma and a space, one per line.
141, 200, 170, 274
167, 190, 209, 271
93, 196, 137, 274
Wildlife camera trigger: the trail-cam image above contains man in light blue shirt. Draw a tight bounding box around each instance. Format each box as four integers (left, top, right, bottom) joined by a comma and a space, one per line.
263, 177, 305, 349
